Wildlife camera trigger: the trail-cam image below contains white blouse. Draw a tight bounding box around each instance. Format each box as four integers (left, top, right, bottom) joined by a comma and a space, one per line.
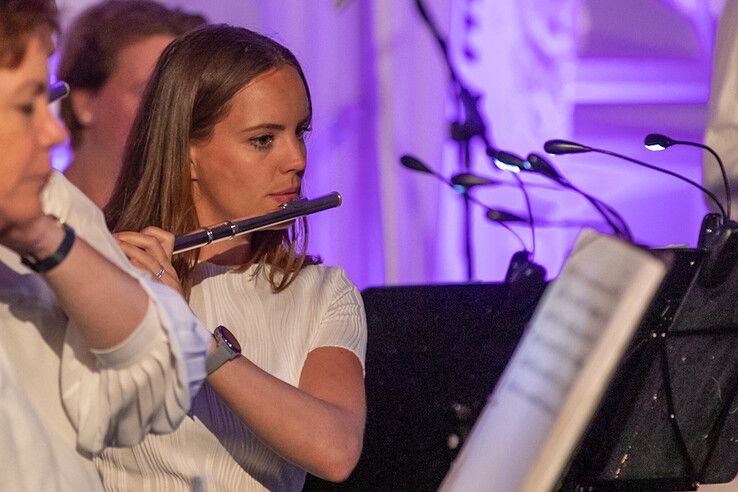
96, 261, 367, 491
0, 342, 101, 490
0, 172, 210, 487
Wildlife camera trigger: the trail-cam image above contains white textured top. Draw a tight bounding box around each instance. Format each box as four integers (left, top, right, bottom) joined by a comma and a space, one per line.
0, 172, 210, 488
96, 261, 367, 491
0, 342, 101, 490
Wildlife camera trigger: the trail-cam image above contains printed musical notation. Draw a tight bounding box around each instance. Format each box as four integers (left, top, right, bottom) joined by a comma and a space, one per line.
440, 229, 667, 492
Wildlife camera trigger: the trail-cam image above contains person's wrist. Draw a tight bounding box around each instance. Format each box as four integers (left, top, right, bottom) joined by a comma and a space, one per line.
17, 216, 76, 274
206, 326, 242, 375
20, 215, 66, 260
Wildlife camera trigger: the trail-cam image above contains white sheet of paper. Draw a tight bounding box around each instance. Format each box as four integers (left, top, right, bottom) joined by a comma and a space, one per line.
440, 230, 667, 492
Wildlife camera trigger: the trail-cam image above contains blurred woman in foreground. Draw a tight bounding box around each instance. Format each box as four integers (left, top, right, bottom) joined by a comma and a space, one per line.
0, 0, 210, 487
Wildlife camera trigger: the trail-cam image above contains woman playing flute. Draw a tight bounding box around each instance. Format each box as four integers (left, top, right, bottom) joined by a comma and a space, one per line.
99, 24, 367, 490
0, 0, 210, 488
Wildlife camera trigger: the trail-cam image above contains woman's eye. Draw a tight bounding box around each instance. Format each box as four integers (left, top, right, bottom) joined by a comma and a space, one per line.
249, 134, 274, 150
16, 103, 35, 116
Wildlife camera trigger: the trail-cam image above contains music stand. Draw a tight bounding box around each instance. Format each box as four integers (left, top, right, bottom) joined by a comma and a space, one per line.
561, 244, 738, 490
304, 278, 546, 491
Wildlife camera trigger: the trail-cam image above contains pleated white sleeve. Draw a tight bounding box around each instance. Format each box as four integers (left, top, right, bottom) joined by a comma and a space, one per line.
306, 267, 367, 370
42, 172, 210, 454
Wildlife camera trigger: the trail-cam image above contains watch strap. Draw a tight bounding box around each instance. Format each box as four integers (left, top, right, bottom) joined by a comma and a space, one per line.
206, 327, 241, 375
206, 343, 238, 375
21, 222, 76, 273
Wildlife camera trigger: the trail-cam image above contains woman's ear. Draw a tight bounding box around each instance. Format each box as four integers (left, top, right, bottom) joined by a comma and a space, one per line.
69, 89, 96, 126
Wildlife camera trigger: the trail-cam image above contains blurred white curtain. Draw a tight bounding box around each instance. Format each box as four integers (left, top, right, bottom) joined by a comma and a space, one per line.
436, 0, 579, 281
56, 0, 581, 287
57, 0, 454, 289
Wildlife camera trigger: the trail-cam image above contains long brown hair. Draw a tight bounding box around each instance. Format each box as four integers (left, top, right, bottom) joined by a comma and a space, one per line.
105, 25, 319, 299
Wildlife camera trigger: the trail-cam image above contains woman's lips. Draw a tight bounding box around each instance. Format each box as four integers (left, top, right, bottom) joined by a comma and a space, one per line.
269, 190, 299, 204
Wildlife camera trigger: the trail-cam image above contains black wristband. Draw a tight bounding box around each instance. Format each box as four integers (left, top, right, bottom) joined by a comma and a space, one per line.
21, 222, 76, 273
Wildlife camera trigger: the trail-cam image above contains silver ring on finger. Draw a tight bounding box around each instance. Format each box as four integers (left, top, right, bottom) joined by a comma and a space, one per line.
154, 264, 165, 279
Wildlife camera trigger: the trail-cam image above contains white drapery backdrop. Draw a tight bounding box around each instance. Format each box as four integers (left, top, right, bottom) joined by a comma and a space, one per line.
55, 0, 718, 290
436, 0, 579, 282
56, 0, 456, 290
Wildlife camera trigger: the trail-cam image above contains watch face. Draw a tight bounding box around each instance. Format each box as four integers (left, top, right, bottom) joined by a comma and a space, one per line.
218, 325, 242, 352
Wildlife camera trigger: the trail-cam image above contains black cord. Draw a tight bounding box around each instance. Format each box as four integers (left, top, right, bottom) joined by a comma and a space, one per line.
678, 141, 731, 222
595, 147, 728, 223
512, 173, 536, 258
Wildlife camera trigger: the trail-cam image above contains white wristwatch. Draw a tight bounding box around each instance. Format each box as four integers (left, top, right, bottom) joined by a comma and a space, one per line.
206, 325, 241, 375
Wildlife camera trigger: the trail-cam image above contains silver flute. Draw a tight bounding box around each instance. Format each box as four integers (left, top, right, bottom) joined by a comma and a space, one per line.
172, 192, 342, 255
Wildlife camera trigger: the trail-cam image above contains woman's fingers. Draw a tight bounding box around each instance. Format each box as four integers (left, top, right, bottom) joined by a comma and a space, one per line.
114, 231, 177, 278
140, 226, 176, 258
114, 231, 168, 262
116, 239, 164, 275
116, 228, 179, 277
118, 239, 184, 295
114, 231, 183, 296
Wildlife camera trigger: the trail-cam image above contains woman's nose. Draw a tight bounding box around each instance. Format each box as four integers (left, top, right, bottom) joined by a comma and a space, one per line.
282, 136, 307, 175
37, 105, 68, 148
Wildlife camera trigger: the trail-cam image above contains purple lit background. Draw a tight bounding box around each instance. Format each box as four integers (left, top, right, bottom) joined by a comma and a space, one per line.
53, 0, 722, 290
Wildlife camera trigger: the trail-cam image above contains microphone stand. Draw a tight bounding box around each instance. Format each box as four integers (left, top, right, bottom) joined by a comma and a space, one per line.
414, 0, 478, 281
414, 0, 540, 283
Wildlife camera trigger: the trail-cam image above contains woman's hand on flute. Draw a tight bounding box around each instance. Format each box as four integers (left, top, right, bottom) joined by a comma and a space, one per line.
114, 227, 183, 296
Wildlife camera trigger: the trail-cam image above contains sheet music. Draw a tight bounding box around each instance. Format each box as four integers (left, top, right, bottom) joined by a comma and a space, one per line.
439, 230, 667, 492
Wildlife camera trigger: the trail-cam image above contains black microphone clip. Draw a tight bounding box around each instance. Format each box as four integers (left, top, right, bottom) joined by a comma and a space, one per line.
698, 219, 738, 288
504, 250, 546, 294
698, 213, 722, 249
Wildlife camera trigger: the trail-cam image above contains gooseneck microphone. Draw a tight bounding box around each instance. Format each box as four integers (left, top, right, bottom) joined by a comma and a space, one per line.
486, 208, 528, 223
494, 150, 632, 240
489, 150, 542, 253
451, 172, 562, 192
400, 154, 438, 175
450, 173, 501, 192
400, 155, 529, 251
450, 169, 610, 227
644, 133, 731, 221
527, 153, 632, 240
544, 139, 728, 224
